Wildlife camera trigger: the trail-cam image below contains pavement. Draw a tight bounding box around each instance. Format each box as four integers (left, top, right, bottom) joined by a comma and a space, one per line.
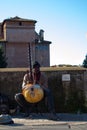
1, 113, 87, 130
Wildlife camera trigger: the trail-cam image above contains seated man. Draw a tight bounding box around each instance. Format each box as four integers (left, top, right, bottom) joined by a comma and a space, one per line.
15, 61, 58, 120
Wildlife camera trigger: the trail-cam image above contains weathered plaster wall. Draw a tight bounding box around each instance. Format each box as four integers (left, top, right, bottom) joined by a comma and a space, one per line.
0, 67, 87, 113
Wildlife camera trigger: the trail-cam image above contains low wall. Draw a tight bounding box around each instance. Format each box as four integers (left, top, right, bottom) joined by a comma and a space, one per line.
0, 67, 87, 113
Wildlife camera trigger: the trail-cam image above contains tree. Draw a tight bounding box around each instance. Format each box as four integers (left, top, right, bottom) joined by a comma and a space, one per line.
0, 47, 7, 68
82, 54, 87, 68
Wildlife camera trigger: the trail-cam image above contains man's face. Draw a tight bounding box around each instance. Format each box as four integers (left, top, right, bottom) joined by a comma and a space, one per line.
33, 66, 40, 73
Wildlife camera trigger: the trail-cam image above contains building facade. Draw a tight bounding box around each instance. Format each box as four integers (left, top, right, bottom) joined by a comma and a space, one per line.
0, 16, 51, 67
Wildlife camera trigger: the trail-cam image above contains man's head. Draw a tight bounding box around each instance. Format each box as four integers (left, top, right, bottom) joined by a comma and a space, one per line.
33, 61, 40, 68
33, 61, 40, 73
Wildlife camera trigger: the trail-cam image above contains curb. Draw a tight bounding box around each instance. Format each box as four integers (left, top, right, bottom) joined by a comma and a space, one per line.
12, 118, 87, 126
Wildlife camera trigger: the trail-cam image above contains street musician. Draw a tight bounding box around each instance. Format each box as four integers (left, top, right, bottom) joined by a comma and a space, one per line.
15, 61, 58, 120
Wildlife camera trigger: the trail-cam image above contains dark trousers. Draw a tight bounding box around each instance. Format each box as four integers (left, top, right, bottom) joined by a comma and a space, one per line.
15, 87, 55, 113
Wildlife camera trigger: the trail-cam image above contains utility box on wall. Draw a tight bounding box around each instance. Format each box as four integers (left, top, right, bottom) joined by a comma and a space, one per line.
62, 74, 70, 82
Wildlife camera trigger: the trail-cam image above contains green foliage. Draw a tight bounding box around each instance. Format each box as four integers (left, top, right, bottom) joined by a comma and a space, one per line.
0, 47, 7, 68
82, 54, 87, 68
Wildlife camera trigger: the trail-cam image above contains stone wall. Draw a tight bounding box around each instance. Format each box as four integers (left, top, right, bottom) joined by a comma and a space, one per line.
0, 67, 87, 113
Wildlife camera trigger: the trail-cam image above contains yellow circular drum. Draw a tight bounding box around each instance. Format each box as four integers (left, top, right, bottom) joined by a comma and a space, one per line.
22, 84, 44, 103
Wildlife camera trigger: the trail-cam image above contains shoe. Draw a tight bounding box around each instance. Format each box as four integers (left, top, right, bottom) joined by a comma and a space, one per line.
48, 113, 59, 121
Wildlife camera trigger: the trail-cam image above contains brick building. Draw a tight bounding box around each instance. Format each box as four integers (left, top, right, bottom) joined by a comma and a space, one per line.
0, 16, 51, 67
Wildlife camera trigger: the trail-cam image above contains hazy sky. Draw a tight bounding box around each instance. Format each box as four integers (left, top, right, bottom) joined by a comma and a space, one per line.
0, 0, 87, 66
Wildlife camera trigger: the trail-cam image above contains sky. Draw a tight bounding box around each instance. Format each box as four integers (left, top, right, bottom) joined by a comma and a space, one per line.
0, 0, 87, 66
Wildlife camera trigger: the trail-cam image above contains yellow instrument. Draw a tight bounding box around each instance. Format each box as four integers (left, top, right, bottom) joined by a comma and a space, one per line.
22, 43, 44, 103
22, 84, 44, 103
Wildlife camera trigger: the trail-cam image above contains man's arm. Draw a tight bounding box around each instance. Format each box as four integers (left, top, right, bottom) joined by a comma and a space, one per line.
22, 74, 27, 90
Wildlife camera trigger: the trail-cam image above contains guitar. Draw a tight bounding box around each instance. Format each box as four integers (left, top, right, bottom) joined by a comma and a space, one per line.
22, 43, 44, 103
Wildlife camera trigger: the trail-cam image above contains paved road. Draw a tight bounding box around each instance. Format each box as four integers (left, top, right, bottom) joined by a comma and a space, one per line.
0, 124, 70, 130
0, 123, 87, 130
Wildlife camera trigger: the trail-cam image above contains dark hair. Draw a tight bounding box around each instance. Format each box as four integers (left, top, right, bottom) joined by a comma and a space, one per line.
33, 61, 40, 68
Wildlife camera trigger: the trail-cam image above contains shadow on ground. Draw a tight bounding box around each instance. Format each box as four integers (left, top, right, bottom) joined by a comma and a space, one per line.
12, 113, 87, 121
